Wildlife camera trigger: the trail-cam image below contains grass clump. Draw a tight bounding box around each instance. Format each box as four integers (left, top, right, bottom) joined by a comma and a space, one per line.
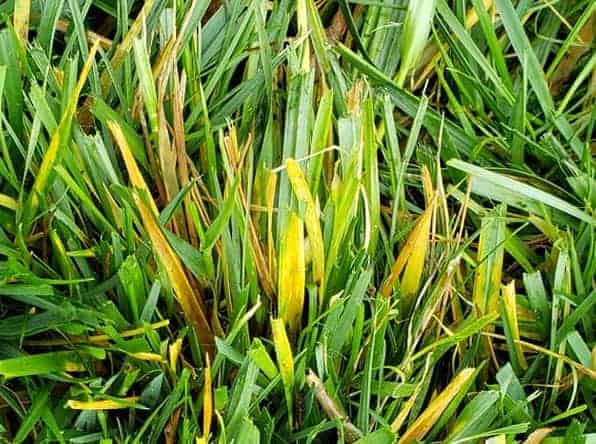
0, 0, 594, 442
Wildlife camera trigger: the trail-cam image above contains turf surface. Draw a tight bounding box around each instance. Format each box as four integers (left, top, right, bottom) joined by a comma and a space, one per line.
0, 0, 595, 442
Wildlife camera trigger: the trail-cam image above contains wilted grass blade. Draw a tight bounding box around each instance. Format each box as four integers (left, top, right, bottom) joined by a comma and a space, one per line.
109, 120, 214, 353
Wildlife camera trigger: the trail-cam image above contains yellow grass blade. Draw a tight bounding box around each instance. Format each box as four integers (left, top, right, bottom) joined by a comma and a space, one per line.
484, 332, 596, 379
169, 337, 183, 372
24, 320, 170, 346
107, 121, 158, 215
13, 0, 31, 44
0, 194, 17, 211
203, 354, 212, 440
109, 120, 214, 354
66, 397, 140, 410
266, 169, 277, 278
400, 200, 435, 310
381, 198, 436, 305
271, 318, 295, 429
278, 212, 305, 335
99, 0, 156, 94
286, 158, 325, 286
22, 41, 100, 231
128, 352, 164, 362
390, 384, 421, 432
502, 281, 528, 370
398, 368, 476, 444
523, 428, 554, 444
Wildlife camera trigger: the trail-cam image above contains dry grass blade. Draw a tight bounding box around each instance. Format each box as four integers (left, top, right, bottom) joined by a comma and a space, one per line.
381, 196, 436, 301
306, 370, 362, 442
13, 0, 30, 44
202, 355, 212, 440
398, 368, 476, 444
523, 428, 554, 444
109, 120, 214, 353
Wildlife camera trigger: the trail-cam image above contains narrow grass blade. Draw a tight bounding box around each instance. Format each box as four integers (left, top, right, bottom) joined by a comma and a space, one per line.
449, 159, 595, 224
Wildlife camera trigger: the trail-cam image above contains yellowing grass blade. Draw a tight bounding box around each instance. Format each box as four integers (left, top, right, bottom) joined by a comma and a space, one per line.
400, 198, 435, 311
473, 204, 506, 319
98, 0, 156, 94
421, 166, 434, 208
138, 189, 213, 353
398, 368, 476, 444
396, 0, 437, 87
169, 338, 183, 372
286, 158, 324, 286
0, 194, 17, 211
472, 205, 506, 364
13, 0, 31, 44
128, 352, 164, 362
523, 428, 554, 444
22, 41, 100, 232
271, 318, 295, 429
109, 120, 213, 354
107, 121, 158, 215
381, 197, 436, 308
278, 211, 305, 335
266, 169, 278, 278
501, 281, 528, 371
67, 398, 140, 410
390, 384, 421, 432
202, 354, 212, 441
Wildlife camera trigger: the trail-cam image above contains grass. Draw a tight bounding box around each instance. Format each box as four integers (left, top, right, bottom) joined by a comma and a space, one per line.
0, 0, 594, 442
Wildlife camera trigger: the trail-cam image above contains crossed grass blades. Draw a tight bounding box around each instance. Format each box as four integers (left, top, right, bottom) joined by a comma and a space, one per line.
0, 0, 594, 442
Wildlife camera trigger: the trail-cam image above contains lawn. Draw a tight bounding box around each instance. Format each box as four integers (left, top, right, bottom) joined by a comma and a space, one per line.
0, 0, 594, 442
